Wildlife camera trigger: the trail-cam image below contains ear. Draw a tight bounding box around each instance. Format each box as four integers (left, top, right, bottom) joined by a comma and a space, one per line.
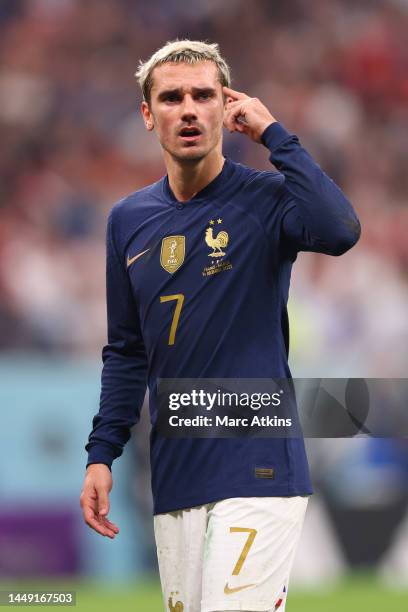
223, 95, 234, 108
141, 101, 154, 131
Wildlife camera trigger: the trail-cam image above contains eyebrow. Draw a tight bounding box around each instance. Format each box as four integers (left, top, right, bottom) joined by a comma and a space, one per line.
157, 87, 217, 100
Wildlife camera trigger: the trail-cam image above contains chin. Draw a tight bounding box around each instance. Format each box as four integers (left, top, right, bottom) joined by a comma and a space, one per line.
174, 147, 208, 162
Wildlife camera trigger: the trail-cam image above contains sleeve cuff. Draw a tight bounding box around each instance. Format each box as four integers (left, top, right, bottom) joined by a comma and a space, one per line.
86, 443, 117, 471
261, 121, 294, 151
86, 461, 112, 472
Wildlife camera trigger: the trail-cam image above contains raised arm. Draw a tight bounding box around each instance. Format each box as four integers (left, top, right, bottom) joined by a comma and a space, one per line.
223, 86, 361, 256
262, 122, 360, 255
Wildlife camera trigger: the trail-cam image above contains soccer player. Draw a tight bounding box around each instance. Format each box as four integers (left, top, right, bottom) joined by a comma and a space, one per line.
80, 40, 360, 612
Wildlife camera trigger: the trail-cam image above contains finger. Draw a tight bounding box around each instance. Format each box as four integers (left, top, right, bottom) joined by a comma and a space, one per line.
223, 86, 249, 101
79, 488, 96, 512
225, 96, 242, 108
84, 507, 118, 538
95, 486, 110, 517
236, 115, 249, 127
225, 99, 245, 110
224, 101, 250, 132
102, 517, 120, 533
80, 484, 118, 537
96, 513, 120, 536
223, 101, 243, 131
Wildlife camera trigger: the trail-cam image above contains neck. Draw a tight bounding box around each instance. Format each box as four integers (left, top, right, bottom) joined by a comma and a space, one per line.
164, 148, 225, 202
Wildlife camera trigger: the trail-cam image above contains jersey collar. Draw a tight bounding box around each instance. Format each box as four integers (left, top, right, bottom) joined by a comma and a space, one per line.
161, 157, 236, 205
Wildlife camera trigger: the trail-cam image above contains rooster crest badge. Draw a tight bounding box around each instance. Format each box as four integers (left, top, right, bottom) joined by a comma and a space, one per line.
202, 219, 233, 277
205, 220, 229, 257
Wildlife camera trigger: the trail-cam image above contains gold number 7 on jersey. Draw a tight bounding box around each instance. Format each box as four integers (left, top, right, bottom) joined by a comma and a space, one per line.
160, 294, 185, 346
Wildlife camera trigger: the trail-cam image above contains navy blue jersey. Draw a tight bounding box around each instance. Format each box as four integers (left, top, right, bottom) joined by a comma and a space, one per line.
85, 122, 360, 514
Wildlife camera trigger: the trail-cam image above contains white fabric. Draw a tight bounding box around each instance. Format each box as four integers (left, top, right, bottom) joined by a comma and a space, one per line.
154, 496, 309, 612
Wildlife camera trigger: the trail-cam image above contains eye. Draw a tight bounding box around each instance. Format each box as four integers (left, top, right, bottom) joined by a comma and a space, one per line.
165, 93, 181, 103
197, 91, 212, 100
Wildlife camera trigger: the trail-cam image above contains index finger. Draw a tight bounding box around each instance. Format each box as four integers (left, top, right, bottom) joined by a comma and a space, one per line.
223, 86, 249, 101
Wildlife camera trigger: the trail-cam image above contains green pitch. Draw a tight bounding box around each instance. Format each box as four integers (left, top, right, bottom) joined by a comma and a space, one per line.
0, 574, 407, 611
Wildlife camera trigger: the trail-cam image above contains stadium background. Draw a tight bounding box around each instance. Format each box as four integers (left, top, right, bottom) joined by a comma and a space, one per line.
0, 0, 407, 610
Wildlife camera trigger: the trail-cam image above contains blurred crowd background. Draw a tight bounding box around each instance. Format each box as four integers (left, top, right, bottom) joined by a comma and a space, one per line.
0, 0, 407, 372
0, 0, 407, 604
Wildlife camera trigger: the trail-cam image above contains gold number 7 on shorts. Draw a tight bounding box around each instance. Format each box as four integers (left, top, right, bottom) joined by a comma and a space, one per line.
229, 527, 257, 575
160, 294, 185, 345
224, 527, 258, 595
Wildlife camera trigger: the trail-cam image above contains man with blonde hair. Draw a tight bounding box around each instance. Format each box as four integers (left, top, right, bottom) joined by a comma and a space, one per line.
81, 39, 360, 612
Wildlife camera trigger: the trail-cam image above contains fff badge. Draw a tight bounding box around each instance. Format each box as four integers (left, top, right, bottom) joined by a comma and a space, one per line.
160, 235, 185, 274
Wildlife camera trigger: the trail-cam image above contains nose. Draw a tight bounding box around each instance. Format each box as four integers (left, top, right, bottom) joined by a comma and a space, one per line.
180, 94, 197, 121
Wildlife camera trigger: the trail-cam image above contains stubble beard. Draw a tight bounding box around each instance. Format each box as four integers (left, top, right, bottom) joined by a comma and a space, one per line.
164, 138, 210, 165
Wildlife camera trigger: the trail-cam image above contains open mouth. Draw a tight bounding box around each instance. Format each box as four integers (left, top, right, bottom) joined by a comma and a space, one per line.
179, 126, 202, 142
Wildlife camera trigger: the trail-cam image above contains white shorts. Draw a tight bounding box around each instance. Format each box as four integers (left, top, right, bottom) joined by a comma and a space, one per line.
154, 495, 309, 612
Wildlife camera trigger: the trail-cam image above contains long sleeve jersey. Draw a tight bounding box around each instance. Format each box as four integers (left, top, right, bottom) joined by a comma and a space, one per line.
85, 122, 361, 514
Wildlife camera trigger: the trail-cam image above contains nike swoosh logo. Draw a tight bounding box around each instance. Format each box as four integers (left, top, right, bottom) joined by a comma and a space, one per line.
224, 582, 255, 595
127, 248, 150, 268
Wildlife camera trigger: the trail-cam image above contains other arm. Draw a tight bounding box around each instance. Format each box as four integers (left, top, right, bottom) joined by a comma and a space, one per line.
81, 207, 148, 537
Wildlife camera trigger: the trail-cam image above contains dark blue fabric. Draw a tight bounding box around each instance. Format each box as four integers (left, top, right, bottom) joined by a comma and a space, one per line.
85, 122, 360, 514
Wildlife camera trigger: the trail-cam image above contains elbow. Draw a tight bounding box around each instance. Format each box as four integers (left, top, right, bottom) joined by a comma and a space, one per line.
330, 219, 361, 256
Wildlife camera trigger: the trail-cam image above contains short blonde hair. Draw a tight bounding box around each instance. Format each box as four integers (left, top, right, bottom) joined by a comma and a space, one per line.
135, 39, 231, 103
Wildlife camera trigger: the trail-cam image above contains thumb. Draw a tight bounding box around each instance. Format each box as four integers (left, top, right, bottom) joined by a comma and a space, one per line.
96, 487, 110, 517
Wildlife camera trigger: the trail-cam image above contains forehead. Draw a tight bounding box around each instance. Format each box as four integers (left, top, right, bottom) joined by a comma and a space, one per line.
150, 61, 220, 95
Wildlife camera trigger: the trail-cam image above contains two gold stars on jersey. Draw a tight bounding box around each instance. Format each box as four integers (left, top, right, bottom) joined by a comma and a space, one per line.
159, 219, 233, 276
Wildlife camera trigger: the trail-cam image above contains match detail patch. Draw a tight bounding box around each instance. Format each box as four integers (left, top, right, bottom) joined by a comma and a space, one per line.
254, 467, 275, 479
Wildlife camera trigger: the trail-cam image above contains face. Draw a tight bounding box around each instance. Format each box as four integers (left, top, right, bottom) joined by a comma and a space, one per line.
141, 61, 225, 163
